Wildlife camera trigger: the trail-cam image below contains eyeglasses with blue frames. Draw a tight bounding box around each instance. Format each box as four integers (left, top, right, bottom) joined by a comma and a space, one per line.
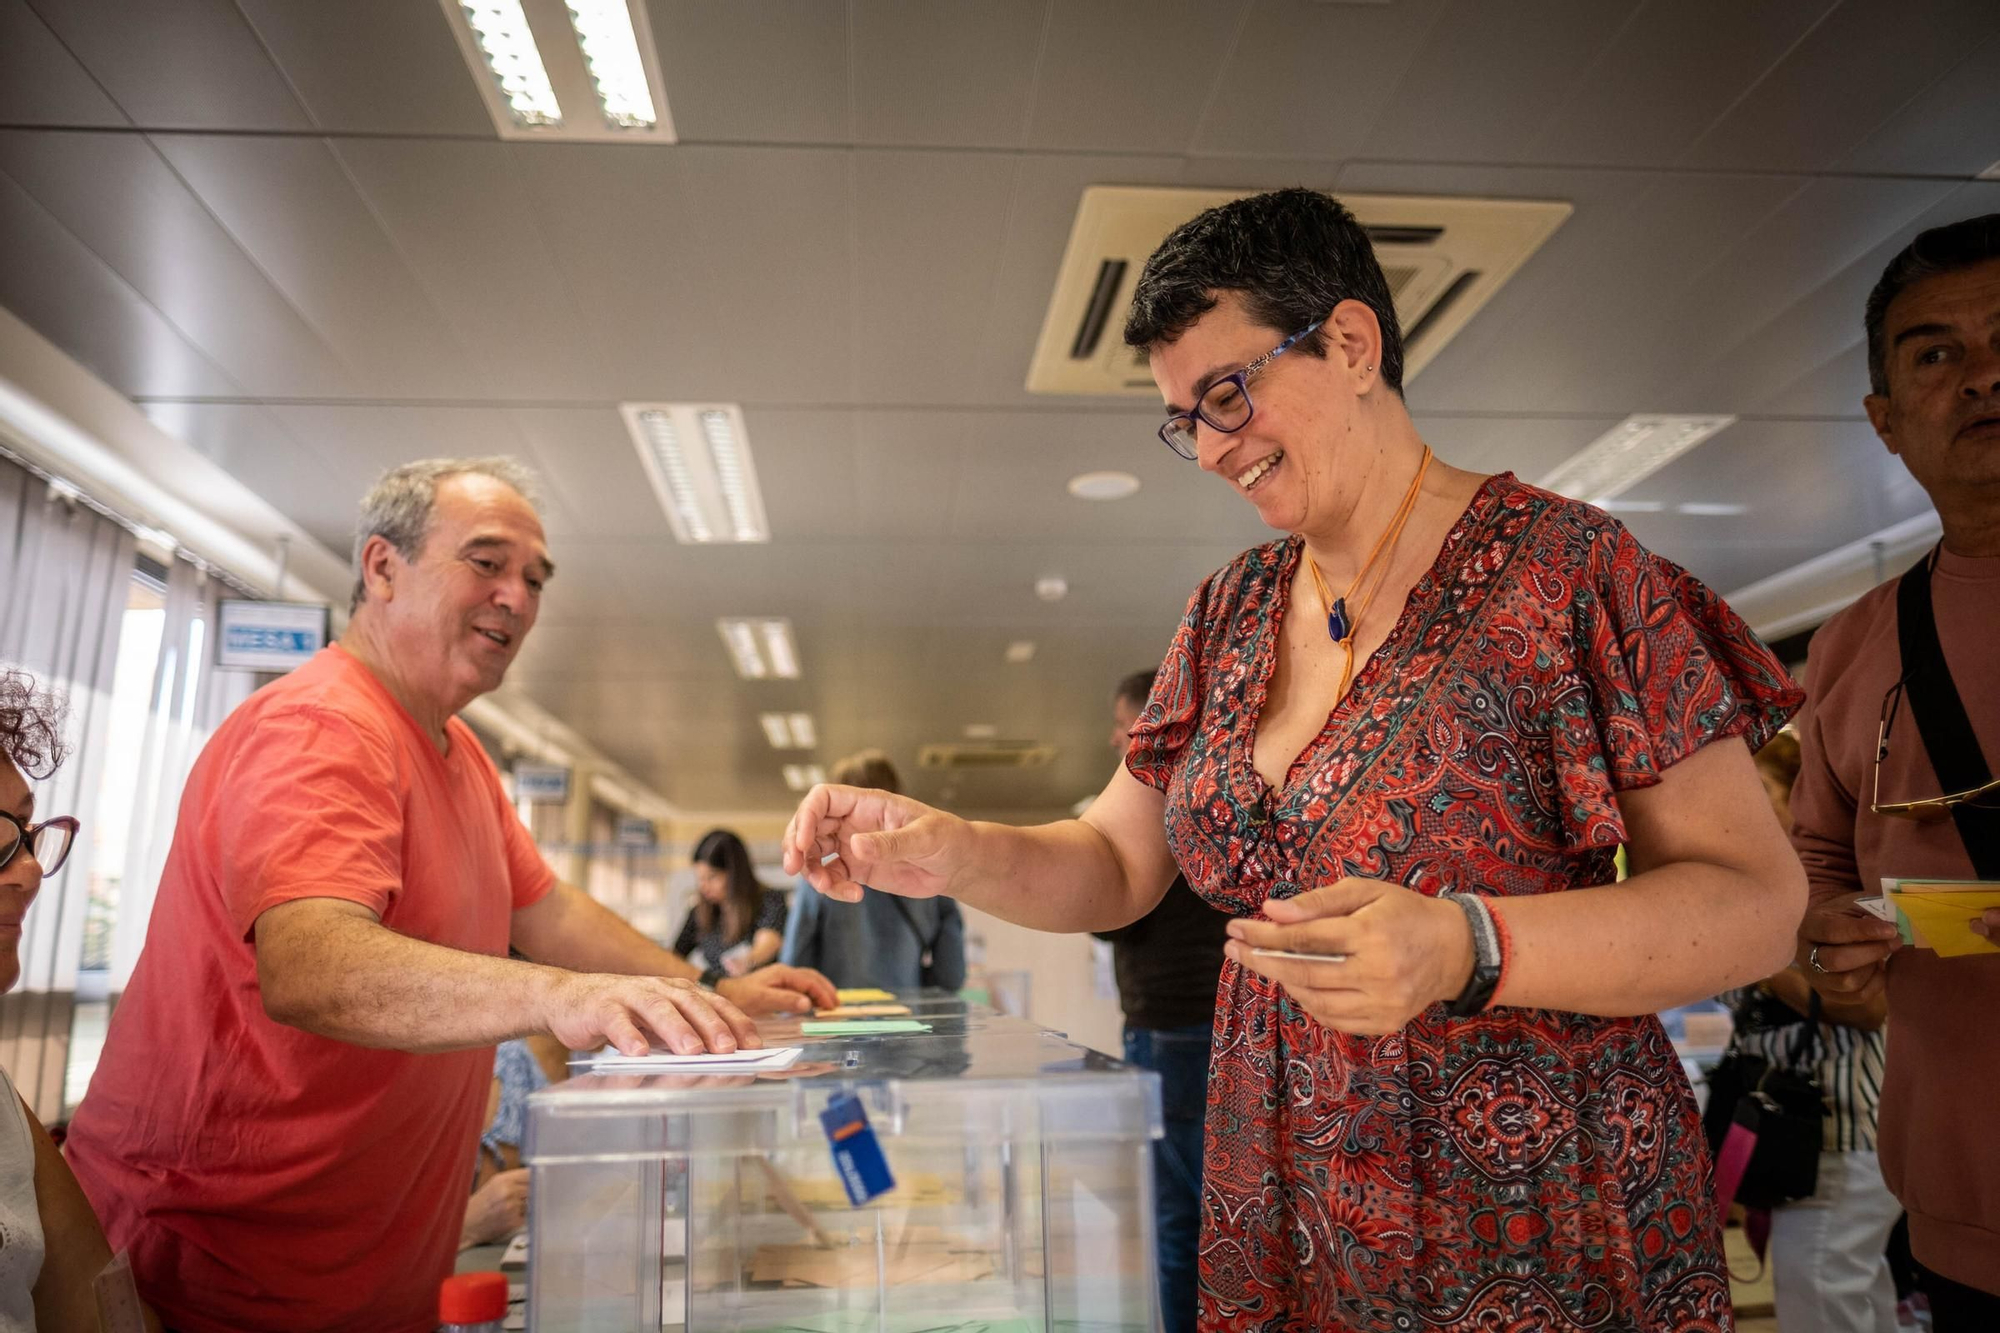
0, 810, 78, 876
1157, 319, 1324, 460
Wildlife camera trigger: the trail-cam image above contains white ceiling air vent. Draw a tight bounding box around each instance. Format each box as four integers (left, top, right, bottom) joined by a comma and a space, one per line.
918, 742, 1056, 771
1027, 187, 1571, 396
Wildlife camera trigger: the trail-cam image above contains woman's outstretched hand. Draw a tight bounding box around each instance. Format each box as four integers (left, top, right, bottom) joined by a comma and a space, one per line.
1227, 878, 1475, 1035
782, 784, 975, 904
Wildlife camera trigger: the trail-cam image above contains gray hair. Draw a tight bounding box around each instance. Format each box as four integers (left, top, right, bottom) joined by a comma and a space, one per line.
350, 457, 542, 612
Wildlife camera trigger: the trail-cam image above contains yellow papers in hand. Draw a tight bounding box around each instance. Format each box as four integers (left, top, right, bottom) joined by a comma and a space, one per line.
1883, 878, 2000, 958
814, 1003, 912, 1018
834, 988, 897, 1003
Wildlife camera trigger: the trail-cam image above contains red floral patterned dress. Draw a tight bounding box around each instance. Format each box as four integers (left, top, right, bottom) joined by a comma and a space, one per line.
1124, 474, 1802, 1332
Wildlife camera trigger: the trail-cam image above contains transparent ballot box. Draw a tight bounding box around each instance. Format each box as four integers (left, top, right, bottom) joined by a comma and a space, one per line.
524, 999, 1162, 1332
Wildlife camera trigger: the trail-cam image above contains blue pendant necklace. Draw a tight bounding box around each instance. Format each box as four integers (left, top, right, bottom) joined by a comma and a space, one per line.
1302, 446, 1433, 696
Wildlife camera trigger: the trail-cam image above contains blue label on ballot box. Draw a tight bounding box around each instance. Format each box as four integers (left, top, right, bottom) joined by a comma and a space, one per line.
819, 1092, 895, 1206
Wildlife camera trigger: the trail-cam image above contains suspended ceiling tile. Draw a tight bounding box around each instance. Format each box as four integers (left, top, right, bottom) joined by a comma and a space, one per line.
505, 406, 680, 542
331, 139, 598, 401
0, 129, 356, 399
1677, 0, 2000, 173
948, 407, 1266, 546
1657, 176, 1964, 408
0, 170, 240, 400
1024, 0, 1249, 154
646, 0, 849, 143
850, 151, 1019, 404
1522, 0, 1838, 168
735, 407, 864, 542
233, 0, 493, 137
149, 134, 488, 399
1364, 0, 1644, 164
33, 0, 311, 130
1835, 30, 2000, 178
1411, 414, 1625, 490
0, 0, 128, 126
849, 0, 1045, 148
506, 142, 852, 403
1333, 161, 1802, 417
1190, 0, 1447, 162
138, 401, 355, 554
1610, 417, 1934, 590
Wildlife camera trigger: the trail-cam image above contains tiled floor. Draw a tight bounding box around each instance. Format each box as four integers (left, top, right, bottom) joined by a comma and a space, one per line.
1726, 1223, 1777, 1330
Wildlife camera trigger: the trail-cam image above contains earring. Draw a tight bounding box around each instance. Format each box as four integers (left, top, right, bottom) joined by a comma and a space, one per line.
1366, 365, 1375, 373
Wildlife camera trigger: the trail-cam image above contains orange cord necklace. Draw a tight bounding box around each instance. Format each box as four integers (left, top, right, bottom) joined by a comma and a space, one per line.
1304, 445, 1433, 699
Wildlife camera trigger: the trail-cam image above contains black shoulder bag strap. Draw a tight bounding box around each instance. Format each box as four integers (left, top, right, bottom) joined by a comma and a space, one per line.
1895, 547, 2000, 878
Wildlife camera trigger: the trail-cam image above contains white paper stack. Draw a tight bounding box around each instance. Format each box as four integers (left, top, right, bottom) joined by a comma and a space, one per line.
576, 1045, 804, 1073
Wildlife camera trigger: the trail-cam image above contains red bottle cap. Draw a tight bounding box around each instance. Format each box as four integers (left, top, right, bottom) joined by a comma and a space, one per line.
439, 1271, 509, 1324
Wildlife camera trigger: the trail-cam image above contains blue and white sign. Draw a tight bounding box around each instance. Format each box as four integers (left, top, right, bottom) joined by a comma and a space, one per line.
615, 815, 657, 847
216, 600, 329, 672
513, 762, 571, 803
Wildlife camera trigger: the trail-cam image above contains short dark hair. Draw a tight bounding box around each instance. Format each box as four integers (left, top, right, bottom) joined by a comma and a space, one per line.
830, 749, 901, 795
0, 667, 67, 780
1114, 669, 1156, 711
1864, 213, 2000, 395
1123, 187, 1406, 397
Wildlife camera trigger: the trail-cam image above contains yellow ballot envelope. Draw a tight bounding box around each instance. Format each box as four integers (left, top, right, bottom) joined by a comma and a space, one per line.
834, 987, 898, 1004
1882, 878, 2000, 958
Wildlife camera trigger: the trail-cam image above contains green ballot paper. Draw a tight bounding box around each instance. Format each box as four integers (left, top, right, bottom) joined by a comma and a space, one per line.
800, 1019, 933, 1036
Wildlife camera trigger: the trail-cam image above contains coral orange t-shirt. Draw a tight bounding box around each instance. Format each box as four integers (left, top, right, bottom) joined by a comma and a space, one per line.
64, 645, 553, 1333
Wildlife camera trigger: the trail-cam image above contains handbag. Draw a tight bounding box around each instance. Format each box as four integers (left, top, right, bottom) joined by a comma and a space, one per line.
1704, 988, 1826, 1215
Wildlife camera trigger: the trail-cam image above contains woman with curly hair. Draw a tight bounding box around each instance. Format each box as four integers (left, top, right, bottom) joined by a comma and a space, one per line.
0, 666, 160, 1329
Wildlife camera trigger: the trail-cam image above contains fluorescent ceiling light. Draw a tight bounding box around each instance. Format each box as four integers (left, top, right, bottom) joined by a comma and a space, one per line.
783, 764, 827, 792
963, 723, 998, 740
1677, 501, 1748, 517
441, 0, 676, 143
1034, 575, 1068, 603
1537, 414, 1736, 504
1599, 499, 1664, 514
622, 404, 769, 544
1005, 640, 1036, 664
717, 618, 800, 680
457, 1, 562, 126
566, 0, 656, 127
758, 712, 816, 749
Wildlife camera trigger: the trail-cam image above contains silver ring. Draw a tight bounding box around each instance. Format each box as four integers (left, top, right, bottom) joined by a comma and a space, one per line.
1809, 945, 1827, 974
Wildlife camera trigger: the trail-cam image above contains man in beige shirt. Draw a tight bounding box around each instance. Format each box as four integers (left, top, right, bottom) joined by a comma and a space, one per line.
1795, 213, 2000, 1326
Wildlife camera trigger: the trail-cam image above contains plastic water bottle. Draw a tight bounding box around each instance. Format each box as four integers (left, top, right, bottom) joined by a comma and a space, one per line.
439, 1272, 508, 1332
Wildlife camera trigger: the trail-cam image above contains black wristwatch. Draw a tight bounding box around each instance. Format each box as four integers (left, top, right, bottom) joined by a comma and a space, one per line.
699, 964, 726, 988
1440, 892, 1502, 1017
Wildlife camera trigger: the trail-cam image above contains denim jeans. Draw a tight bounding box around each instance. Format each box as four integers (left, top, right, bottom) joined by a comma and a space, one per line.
1124, 1023, 1212, 1333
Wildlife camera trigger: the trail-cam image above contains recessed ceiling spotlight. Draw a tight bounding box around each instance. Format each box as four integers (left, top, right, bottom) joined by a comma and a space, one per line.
1005, 640, 1036, 664
1067, 470, 1141, 501
1035, 575, 1068, 603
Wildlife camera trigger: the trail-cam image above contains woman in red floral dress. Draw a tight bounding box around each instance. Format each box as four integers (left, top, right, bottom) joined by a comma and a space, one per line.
784, 189, 1805, 1331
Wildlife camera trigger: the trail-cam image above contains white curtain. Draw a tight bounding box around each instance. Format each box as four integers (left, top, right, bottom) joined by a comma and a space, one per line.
0, 456, 134, 1113
108, 555, 256, 990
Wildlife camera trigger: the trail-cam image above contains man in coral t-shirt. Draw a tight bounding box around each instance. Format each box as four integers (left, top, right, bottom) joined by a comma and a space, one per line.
62, 458, 834, 1333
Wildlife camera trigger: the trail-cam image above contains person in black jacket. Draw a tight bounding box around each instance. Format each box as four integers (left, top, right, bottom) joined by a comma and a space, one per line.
1093, 668, 1229, 1333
